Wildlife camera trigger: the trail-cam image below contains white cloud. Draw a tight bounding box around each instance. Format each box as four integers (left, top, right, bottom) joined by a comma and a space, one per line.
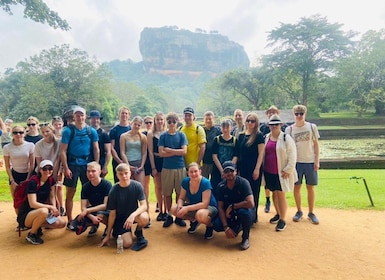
1, 0, 385, 71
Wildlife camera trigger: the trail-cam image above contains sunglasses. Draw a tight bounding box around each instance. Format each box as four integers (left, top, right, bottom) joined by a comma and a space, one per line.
145, 121, 153, 125
27, 123, 37, 127
52, 116, 62, 121
12, 131, 24, 135
294, 112, 304, 116
42, 166, 53, 171
167, 120, 177, 124
224, 169, 235, 174
245, 119, 256, 123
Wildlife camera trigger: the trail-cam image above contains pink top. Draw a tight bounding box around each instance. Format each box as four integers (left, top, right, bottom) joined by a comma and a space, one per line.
264, 139, 278, 174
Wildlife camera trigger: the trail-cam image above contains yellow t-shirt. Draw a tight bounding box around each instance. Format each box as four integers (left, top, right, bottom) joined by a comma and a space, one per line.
179, 123, 207, 167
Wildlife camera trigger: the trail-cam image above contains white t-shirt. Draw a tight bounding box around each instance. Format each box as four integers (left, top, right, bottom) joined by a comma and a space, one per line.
34, 138, 61, 163
3, 141, 35, 173
285, 122, 320, 163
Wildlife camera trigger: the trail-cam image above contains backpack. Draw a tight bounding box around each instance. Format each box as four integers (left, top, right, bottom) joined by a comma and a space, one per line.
13, 175, 55, 209
67, 124, 93, 161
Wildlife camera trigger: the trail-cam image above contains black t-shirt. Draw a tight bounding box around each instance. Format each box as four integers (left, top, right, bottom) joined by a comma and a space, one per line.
212, 135, 240, 165
81, 178, 112, 206
25, 134, 43, 144
95, 128, 111, 166
107, 180, 145, 218
217, 176, 253, 209
203, 126, 222, 164
237, 132, 264, 175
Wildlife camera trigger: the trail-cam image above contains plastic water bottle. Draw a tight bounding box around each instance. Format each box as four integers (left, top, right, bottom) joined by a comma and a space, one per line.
116, 235, 123, 254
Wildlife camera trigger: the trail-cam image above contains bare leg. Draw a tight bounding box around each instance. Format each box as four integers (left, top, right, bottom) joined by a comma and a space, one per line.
306, 185, 315, 213
293, 184, 302, 212
65, 187, 76, 221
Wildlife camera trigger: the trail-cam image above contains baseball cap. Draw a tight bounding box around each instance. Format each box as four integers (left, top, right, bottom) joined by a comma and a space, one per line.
88, 110, 103, 120
222, 161, 236, 171
183, 107, 194, 114
73, 106, 86, 115
40, 160, 53, 168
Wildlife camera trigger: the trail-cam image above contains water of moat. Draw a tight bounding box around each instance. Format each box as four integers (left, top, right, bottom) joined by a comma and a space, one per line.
320, 138, 385, 159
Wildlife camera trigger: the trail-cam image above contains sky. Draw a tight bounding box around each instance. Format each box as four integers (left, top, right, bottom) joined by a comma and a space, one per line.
1, 0, 385, 72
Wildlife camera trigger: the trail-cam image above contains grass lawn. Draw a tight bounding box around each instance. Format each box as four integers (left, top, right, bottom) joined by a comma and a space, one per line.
1, 168, 384, 211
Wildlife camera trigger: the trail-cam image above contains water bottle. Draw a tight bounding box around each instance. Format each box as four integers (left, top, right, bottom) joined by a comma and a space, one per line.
116, 235, 123, 254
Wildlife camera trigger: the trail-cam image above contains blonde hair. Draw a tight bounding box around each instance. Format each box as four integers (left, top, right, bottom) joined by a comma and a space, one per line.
265, 105, 280, 115
40, 124, 59, 152
11, 125, 25, 142
87, 161, 101, 170
152, 112, 166, 133
293, 104, 307, 113
27, 116, 39, 124
118, 106, 131, 115
116, 163, 131, 172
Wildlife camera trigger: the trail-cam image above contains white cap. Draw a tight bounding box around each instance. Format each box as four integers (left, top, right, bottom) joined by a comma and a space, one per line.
40, 160, 53, 168
73, 106, 86, 115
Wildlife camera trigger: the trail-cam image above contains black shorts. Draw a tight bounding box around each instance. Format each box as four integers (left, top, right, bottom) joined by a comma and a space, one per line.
264, 171, 282, 192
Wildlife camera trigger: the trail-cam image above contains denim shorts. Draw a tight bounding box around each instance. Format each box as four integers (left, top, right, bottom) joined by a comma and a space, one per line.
295, 162, 318, 186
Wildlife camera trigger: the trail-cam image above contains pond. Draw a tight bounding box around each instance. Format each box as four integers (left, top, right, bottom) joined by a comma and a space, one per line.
320, 138, 385, 159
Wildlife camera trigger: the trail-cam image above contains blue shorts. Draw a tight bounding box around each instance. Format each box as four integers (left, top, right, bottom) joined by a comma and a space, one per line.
295, 163, 318, 186
63, 164, 88, 188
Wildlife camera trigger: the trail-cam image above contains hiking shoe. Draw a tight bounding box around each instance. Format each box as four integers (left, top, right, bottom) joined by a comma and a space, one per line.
174, 217, 186, 227
264, 200, 271, 213
293, 211, 303, 222
131, 236, 148, 251
60, 207, 66, 216
163, 215, 173, 228
308, 213, 319, 224
204, 226, 214, 240
269, 214, 280, 224
37, 227, 43, 238
66, 221, 76, 231
239, 238, 250, 250
275, 219, 286, 231
187, 220, 200, 234
156, 212, 165, 221
87, 224, 99, 237
26, 232, 44, 245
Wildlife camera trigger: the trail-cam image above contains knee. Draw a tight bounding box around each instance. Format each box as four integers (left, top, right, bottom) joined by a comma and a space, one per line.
55, 217, 66, 228
195, 210, 209, 224
136, 212, 150, 228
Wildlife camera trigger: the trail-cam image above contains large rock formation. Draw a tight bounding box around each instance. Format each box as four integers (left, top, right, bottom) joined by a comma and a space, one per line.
139, 27, 250, 75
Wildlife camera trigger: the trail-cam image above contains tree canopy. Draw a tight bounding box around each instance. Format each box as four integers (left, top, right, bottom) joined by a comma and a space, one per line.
0, 0, 70, 30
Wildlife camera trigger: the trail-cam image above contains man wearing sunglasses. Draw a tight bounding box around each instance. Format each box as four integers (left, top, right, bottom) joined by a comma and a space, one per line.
213, 161, 254, 250
285, 105, 320, 225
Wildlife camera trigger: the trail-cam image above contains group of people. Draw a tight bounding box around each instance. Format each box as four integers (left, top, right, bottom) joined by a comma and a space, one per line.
1, 103, 320, 251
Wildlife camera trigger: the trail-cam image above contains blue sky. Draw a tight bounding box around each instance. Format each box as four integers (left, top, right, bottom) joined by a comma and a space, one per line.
1, 0, 385, 71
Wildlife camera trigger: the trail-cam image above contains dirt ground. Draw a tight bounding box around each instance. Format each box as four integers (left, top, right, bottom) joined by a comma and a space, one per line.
0, 201, 384, 280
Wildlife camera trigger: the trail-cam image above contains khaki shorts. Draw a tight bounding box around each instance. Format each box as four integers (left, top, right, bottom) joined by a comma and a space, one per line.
161, 168, 186, 196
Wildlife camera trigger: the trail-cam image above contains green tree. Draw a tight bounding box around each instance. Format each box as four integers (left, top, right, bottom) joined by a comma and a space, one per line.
1, 0, 70, 30
264, 15, 355, 106
0, 44, 117, 122
334, 29, 385, 116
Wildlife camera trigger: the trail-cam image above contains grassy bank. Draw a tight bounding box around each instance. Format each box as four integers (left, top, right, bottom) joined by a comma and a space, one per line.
1, 168, 384, 211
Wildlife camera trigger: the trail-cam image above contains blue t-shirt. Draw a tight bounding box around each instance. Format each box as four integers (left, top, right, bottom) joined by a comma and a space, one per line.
61, 125, 99, 166
109, 124, 131, 158
158, 131, 187, 169
181, 176, 217, 207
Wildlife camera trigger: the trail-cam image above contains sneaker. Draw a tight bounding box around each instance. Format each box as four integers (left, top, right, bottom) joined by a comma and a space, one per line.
76, 219, 89, 235
293, 211, 303, 222
187, 220, 200, 234
155, 203, 160, 213
66, 222, 76, 231
269, 214, 280, 224
144, 220, 151, 229
239, 238, 250, 250
15, 226, 29, 232
204, 226, 214, 240
156, 212, 164, 221
308, 213, 319, 224
174, 217, 186, 227
37, 227, 43, 238
60, 207, 66, 216
87, 224, 99, 237
163, 215, 173, 228
275, 219, 286, 231
26, 232, 44, 245
264, 200, 271, 213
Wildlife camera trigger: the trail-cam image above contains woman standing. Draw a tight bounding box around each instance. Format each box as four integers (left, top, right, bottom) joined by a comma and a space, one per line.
237, 112, 265, 223
52, 116, 64, 139
120, 116, 147, 186
172, 162, 218, 240
17, 160, 66, 245
143, 116, 153, 214
34, 124, 63, 215
25, 116, 43, 144
147, 112, 166, 221
3, 125, 35, 199
263, 115, 297, 231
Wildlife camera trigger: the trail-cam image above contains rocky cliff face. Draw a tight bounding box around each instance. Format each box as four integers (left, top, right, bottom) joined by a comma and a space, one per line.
139, 27, 250, 75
